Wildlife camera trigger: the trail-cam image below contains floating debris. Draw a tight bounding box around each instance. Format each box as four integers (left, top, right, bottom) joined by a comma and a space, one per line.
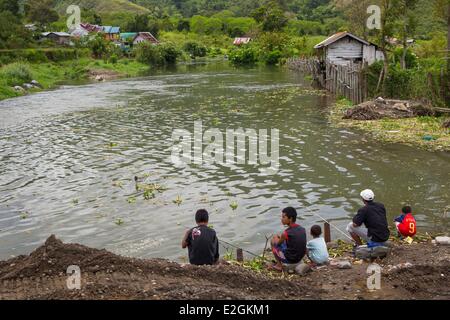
230, 201, 238, 211
19, 212, 29, 220
173, 195, 183, 206
112, 181, 123, 188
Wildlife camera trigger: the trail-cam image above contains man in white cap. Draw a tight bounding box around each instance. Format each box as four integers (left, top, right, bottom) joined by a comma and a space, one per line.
346, 189, 390, 247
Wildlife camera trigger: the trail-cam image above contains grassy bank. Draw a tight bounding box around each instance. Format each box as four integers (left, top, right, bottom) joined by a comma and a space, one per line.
330, 98, 450, 152
0, 58, 150, 101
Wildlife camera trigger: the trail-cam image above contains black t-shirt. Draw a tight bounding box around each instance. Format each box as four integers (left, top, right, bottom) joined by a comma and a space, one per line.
185, 225, 219, 265
283, 224, 307, 263
353, 202, 390, 242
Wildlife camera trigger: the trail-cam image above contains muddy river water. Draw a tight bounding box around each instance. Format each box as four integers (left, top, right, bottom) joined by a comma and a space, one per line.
0, 62, 449, 261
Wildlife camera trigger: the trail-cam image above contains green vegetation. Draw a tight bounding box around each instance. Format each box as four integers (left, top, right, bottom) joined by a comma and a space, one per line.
330, 98, 450, 152
0, 58, 149, 100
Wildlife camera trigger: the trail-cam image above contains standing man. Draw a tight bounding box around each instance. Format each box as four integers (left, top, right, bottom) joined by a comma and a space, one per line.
346, 189, 390, 247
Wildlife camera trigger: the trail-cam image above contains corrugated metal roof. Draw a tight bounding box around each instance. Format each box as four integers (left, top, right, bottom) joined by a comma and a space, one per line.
314, 32, 370, 49
42, 32, 71, 37
134, 32, 159, 43
233, 37, 251, 45
102, 26, 120, 34
120, 32, 138, 40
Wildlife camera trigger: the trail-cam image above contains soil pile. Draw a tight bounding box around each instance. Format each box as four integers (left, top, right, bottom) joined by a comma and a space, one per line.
0, 235, 448, 300
343, 98, 434, 120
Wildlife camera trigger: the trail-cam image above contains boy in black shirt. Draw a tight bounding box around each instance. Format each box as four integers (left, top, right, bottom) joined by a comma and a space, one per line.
182, 209, 219, 265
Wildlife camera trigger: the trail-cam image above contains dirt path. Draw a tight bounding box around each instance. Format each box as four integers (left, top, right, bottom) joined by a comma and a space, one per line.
0, 236, 448, 300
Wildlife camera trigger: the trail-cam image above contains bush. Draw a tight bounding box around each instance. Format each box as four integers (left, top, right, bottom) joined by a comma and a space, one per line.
0, 62, 33, 86
159, 42, 180, 65
109, 54, 118, 64
183, 41, 207, 57
262, 49, 282, 65
134, 42, 180, 66
228, 45, 258, 65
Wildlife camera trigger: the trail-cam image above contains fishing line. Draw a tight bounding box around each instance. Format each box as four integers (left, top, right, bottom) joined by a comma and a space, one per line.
181, 224, 271, 258
300, 205, 355, 241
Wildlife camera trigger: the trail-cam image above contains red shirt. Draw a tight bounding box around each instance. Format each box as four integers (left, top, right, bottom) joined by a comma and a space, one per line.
398, 213, 417, 237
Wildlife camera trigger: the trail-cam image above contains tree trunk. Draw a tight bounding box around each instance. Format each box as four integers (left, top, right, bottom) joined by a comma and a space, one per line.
447, 2, 450, 106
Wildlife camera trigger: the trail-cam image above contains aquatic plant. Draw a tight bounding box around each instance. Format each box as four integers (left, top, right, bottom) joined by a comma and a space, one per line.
127, 196, 136, 204
115, 218, 124, 226
72, 199, 79, 205
19, 212, 29, 220
230, 201, 238, 211
173, 195, 183, 206
143, 189, 155, 200
112, 181, 123, 188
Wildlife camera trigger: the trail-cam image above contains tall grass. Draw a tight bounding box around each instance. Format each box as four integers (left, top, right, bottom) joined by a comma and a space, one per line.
0, 62, 33, 86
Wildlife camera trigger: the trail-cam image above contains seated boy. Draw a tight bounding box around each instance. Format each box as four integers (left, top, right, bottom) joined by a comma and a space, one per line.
271, 207, 307, 271
182, 209, 219, 265
394, 206, 417, 238
306, 225, 329, 266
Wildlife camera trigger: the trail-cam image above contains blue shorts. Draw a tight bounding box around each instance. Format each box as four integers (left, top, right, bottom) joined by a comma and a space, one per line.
368, 241, 387, 248
272, 242, 289, 264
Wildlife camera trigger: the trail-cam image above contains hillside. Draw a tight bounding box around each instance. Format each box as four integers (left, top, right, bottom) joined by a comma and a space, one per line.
52, 0, 149, 15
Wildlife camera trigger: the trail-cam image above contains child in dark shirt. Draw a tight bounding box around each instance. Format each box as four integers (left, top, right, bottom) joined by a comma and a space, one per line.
182, 209, 219, 265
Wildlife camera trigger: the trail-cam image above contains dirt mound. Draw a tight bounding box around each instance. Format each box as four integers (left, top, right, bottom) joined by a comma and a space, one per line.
0, 235, 323, 300
386, 265, 450, 299
1, 236, 449, 300
343, 98, 434, 120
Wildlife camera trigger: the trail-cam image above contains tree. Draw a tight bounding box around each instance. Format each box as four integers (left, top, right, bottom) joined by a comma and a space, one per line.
338, 0, 373, 38
434, 0, 450, 106
395, 0, 419, 69
0, 11, 32, 49
126, 14, 150, 32
26, 0, 59, 28
374, 0, 398, 93
252, 0, 288, 32
0, 0, 20, 16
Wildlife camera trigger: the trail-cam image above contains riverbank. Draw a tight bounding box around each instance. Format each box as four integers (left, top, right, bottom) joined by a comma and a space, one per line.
0, 235, 448, 300
0, 58, 150, 101
329, 98, 450, 152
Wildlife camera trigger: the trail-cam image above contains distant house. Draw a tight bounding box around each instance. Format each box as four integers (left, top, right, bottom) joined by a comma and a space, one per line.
69, 23, 102, 38
233, 37, 251, 45
41, 32, 71, 45
102, 26, 120, 41
314, 32, 384, 66
120, 32, 138, 46
132, 32, 159, 45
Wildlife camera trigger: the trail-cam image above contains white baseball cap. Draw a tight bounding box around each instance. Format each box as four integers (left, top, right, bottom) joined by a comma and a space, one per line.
360, 189, 375, 201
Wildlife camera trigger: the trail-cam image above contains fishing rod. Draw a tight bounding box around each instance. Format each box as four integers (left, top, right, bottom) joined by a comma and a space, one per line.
300, 205, 355, 242
181, 224, 271, 259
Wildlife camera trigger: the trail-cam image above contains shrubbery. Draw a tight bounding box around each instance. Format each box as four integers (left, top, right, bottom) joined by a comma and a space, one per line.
0, 62, 33, 86
183, 41, 207, 58
134, 42, 180, 66
228, 45, 258, 65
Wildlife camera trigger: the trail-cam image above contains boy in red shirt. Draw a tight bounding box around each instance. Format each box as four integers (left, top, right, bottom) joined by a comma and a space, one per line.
394, 206, 417, 238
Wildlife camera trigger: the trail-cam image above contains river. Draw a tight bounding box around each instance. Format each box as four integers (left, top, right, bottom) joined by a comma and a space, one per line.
0, 62, 449, 261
